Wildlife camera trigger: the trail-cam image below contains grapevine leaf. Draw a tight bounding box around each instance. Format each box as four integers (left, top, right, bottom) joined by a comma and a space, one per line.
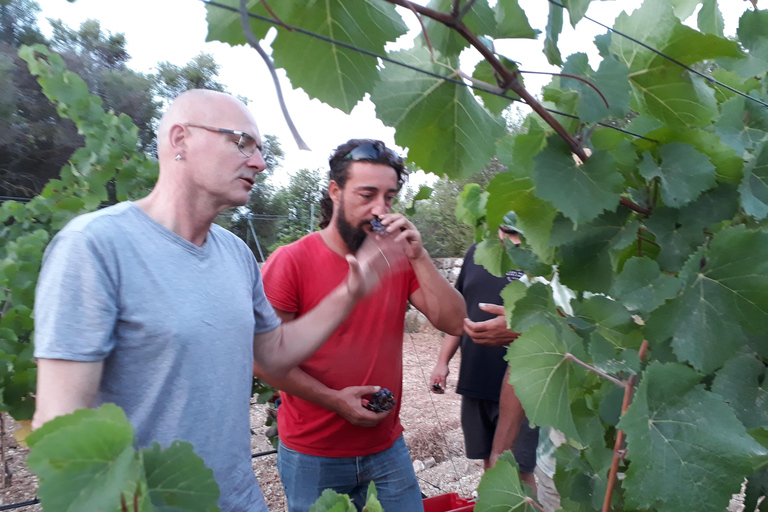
505, 324, 587, 443
362, 481, 383, 512
26, 404, 146, 512
737, 8, 768, 53
142, 441, 220, 512
740, 139, 768, 220
505, 243, 551, 276
553, 433, 612, 512
698, 0, 724, 37
561, 0, 592, 27
474, 451, 536, 512
533, 137, 624, 227
619, 362, 768, 512
505, 282, 564, 333
422, 0, 496, 57
204, 0, 275, 46
549, 209, 633, 294
669, 0, 701, 20
309, 489, 356, 512
647, 227, 768, 373
744, 466, 768, 512
715, 96, 768, 156
560, 53, 631, 124
712, 351, 768, 430
472, 57, 521, 116
589, 336, 641, 377
651, 23, 744, 66
610, 257, 681, 315
631, 68, 719, 128
639, 143, 717, 207
610, 0, 677, 72
494, 0, 539, 39
474, 238, 511, 278
267, 1, 407, 114
371, 46, 505, 179
414, 186, 433, 201
486, 162, 557, 263
455, 183, 488, 227
543, 1, 563, 66
570, 295, 644, 351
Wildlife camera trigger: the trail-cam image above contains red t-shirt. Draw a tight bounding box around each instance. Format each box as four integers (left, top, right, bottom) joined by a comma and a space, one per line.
261, 233, 419, 457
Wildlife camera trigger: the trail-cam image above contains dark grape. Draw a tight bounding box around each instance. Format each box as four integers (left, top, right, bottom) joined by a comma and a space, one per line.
365, 388, 396, 413
370, 217, 387, 234
431, 382, 444, 394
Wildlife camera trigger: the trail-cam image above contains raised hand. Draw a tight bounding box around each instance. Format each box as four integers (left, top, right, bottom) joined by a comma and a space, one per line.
463, 303, 520, 347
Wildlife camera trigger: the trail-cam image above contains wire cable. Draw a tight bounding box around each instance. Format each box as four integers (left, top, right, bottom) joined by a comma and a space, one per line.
547, 0, 768, 109
200, 0, 657, 142
0, 499, 39, 511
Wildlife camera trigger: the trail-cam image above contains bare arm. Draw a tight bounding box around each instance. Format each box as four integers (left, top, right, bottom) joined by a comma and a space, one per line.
408, 252, 467, 336
430, 334, 460, 391
489, 365, 526, 467
253, 309, 390, 428
32, 359, 104, 430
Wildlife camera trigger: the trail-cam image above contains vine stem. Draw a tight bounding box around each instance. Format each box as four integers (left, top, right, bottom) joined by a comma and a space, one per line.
602, 339, 649, 512
565, 353, 625, 388
239, 0, 310, 150
382, 0, 653, 218
525, 496, 547, 512
260, 0, 292, 31
406, 3, 435, 59
0, 414, 6, 489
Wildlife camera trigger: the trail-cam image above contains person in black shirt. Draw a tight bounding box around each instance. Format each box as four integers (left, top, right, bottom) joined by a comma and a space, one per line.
430, 213, 538, 490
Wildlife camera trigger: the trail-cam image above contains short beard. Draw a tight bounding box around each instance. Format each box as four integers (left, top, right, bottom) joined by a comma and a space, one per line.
336, 199, 368, 253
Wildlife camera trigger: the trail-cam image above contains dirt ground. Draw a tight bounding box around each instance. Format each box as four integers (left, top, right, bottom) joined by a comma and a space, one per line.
0, 327, 754, 511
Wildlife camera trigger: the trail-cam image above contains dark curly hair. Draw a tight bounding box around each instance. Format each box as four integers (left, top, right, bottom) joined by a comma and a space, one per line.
318, 139, 407, 229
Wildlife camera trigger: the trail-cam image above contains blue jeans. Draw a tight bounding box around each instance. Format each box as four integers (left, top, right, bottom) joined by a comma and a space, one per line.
277, 435, 424, 512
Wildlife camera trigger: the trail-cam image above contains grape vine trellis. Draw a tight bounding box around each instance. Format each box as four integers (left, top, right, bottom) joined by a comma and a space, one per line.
202, 0, 768, 511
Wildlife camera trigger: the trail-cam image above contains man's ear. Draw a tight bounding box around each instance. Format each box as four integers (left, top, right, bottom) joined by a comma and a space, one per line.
168, 124, 187, 156
329, 180, 342, 206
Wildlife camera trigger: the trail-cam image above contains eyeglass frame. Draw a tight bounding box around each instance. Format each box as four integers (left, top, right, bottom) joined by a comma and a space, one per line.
342, 142, 403, 169
184, 123, 263, 158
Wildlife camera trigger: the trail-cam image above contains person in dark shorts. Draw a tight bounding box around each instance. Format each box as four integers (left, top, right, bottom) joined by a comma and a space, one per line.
431, 212, 538, 490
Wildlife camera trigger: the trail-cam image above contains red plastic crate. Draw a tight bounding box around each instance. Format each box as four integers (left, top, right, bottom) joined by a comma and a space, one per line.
422, 493, 475, 512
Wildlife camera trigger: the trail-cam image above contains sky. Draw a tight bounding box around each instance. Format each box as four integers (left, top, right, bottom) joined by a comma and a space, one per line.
34, 0, 751, 188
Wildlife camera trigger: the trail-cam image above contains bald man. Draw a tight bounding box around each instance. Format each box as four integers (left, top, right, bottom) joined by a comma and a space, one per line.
32, 90, 386, 511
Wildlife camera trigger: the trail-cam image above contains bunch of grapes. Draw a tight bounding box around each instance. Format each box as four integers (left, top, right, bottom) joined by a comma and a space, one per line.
370, 217, 387, 234
365, 388, 396, 413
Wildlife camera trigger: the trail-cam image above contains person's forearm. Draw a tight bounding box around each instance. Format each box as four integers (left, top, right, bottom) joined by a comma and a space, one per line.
254, 283, 355, 375
437, 334, 461, 365
33, 359, 104, 430
254, 364, 339, 411
411, 251, 466, 335
491, 366, 526, 460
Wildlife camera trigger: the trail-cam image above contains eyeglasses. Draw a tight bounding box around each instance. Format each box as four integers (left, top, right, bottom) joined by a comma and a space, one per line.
343, 142, 402, 168
184, 124, 262, 158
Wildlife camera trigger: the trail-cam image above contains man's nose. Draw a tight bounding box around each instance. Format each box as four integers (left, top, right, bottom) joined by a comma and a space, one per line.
247, 151, 267, 173
370, 197, 388, 216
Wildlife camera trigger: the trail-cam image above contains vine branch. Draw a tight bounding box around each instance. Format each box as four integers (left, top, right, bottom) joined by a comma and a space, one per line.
519, 70, 609, 108
239, 0, 310, 150
602, 339, 649, 512
458, 0, 478, 20
565, 353, 625, 388
260, 0, 292, 31
406, 3, 434, 58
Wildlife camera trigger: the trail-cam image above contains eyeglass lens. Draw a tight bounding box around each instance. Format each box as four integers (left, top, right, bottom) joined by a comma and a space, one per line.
237, 133, 259, 158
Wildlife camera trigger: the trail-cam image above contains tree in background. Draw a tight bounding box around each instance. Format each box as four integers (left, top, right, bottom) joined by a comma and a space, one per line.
268, 167, 325, 252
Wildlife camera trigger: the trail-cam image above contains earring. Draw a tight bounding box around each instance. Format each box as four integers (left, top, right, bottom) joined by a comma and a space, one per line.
175, 154, 182, 161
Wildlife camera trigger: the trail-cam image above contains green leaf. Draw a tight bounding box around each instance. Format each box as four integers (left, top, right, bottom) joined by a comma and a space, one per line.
362, 481, 383, 512
549, 209, 633, 294
631, 68, 719, 128
570, 295, 644, 352
561, 0, 592, 27
505, 243, 550, 276
610, 0, 678, 72
205, 0, 275, 46
712, 351, 768, 430
474, 451, 536, 511
698, 0, 724, 37
715, 96, 768, 156
372, 46, 505, 179
472, 58, 521, 116
647, 227, 768, 373
639, 143, 716, 207
474, 238, 512, 278
505, 324, 587, 442
310, 489, 356, 512
142, 441, 220, 512
414, 186, 433, 201
26, 404, 145, 512
494, 0, 539, 39
740, 140, 768, 220
505, 282, 564, 333
669, 0, 702, 19
543, 2, 564, 66
269, 1, 407, 114
533, 137, 624, 227
737, 8, 768, 53
560, 53, 631, 124
619, 362, 768, 512
423, 0, 496, 57
611, 257, 681, 315
455, 183, 488, 227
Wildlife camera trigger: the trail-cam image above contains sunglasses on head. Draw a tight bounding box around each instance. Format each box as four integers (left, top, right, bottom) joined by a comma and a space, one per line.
343, 142, 402, 168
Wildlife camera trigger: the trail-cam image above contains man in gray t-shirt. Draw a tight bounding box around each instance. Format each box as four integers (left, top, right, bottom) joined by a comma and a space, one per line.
32, 90, 387, 512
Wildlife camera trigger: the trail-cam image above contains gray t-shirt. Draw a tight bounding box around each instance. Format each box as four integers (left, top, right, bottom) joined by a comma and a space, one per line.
34, 202, 281, 512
